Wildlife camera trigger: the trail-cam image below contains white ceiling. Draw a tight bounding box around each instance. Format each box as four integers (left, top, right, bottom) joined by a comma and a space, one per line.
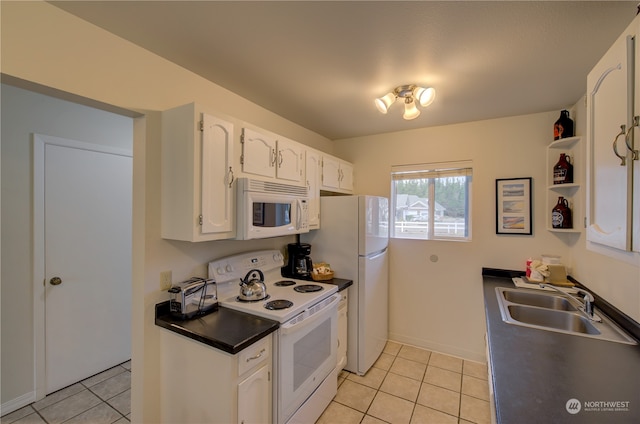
51, 1, 637, 140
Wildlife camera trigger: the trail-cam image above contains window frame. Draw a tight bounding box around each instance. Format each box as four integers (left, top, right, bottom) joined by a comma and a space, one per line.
390, 161, 472, 241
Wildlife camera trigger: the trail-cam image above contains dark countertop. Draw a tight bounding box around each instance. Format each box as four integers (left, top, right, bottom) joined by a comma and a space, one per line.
288, 276, 353, 292
154, 278, 350, 355
318, 277, 353, 292
483, 272, 640, 423
155, 301, 279, 354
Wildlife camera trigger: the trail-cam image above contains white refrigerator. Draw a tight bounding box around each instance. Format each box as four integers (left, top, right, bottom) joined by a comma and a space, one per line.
302, 195, 389, 375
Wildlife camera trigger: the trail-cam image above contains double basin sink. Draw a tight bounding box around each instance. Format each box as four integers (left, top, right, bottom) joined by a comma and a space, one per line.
496, 287, 637, 344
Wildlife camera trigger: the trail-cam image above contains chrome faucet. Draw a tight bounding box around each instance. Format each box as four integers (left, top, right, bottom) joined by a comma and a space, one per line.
539, 283, 601, 322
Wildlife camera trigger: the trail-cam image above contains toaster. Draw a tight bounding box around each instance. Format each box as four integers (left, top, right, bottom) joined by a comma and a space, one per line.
168, 277, 217, 319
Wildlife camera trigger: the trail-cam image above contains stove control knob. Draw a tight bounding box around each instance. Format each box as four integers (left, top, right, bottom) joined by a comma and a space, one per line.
225, 264, 234, 273
273, 253, 282, 262
216, 267, 225, 275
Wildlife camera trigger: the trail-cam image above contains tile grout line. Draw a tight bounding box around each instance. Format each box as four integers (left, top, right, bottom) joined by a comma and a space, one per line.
327, 343, 490, 424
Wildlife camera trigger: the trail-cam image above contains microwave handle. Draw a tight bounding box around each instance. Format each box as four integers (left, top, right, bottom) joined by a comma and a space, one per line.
296, 199, 302, 230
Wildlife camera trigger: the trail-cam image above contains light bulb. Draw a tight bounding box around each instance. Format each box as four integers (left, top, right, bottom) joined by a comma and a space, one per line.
415, 87, 436, 107
375, 92, 396, 114
403, 99, 420, 120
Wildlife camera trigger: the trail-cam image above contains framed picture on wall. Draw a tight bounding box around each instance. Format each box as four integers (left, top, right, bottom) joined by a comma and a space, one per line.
495, 177, 532, 235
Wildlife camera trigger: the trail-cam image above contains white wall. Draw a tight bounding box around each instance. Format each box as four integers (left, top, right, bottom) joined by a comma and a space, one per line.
1, 84, 134, 408
333, 109, 640, 361
3, 0, 639, 418
1, 1, 333, 420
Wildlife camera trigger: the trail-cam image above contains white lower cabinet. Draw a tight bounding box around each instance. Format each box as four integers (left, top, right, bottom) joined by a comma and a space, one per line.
337, 290, 348, 370
159, 330, 272, 424
238, 366, 270, 424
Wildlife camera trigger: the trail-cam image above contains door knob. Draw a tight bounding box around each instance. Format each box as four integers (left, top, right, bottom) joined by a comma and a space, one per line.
49, 277, 62, 286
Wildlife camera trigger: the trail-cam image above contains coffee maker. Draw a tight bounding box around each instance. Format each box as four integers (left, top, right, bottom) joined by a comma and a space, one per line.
282, 242, 313, 279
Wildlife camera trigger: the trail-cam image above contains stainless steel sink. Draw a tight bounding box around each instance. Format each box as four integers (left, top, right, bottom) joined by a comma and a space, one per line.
507, 305, 599, 334
496, 287, 637, 344
501, 289, 578, 311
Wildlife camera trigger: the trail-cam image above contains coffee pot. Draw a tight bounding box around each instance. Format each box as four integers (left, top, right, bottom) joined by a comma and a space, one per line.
282, 242, 313, 279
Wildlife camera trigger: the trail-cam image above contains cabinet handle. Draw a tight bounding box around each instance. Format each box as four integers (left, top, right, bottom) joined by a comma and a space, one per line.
624, 116, 640, 161
246, 348, 266, 363
227, 167, 234, 188
612, 124, 627, 166
271, 149, 277, 167
278, 151, 283, 167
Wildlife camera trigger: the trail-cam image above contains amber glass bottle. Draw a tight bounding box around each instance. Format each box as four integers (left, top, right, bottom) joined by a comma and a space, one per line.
552, 197, 572, 228
553, 153, 573, 184
553, 110, 574, 140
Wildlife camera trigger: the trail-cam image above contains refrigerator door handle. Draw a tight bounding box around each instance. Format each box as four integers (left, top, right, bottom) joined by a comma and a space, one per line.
364, 248, 387, 260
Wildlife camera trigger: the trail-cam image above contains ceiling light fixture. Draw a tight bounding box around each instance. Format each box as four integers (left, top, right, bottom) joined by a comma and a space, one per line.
375, 84, 436, 120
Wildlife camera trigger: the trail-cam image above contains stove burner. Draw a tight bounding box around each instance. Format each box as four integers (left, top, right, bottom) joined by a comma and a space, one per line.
274, 280, 296, 287
265, 299, 294, 310
294, 284, 323, 293
236, 294, 270, 303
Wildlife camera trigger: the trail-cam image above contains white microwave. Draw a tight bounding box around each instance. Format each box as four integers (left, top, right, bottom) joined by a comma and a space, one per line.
236, 178, 309, 240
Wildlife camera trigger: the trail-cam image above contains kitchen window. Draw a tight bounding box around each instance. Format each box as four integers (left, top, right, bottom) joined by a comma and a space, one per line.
390, 161, 472, 241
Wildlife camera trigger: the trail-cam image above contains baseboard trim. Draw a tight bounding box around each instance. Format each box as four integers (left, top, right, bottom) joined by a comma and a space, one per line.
388, 333, 486, 363
1, 391, 36, 416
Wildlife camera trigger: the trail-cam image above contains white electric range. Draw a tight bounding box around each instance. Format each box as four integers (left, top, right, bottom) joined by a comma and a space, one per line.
208, 250, 339, 424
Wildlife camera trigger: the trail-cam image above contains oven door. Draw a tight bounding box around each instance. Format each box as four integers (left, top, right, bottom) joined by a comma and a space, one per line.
277, 294, 339, 424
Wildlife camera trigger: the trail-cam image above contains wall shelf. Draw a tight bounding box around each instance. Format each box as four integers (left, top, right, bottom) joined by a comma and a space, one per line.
546, 136, 583, 233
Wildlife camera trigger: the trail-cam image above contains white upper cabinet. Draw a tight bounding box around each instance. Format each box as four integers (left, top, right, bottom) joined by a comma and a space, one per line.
276, 136, 304, 183
241, 127, 303, 184
587, 15, 640, 252
321, 155, 353, 193
241, 127, 277, 179
201, 114, 235, 235
161, 103, 235, 241
305, 148, 322, 229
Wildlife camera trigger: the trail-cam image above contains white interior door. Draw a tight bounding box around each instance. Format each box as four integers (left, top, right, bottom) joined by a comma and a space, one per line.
38, 135, 132, 394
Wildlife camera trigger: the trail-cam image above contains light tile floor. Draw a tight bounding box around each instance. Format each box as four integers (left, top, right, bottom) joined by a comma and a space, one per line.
317, 341, 492, 424
1, 361, 131, 424
2, 342, 490, 424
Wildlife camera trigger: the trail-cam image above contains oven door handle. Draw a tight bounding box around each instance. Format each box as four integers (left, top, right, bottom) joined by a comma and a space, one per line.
280, 294, 339, 335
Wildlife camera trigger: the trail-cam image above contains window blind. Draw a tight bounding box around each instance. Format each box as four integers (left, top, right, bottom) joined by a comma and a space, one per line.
391, 160, 473, 180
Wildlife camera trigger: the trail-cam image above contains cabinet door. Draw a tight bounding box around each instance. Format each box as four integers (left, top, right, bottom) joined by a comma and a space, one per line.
277, 137, 304, 183
201, 113, 234, 235
322, 156, 341, 190
337, 292, 348, 370
237, 365, 270, 424
242, 128, 277, 178
340, 161, 354, 191
305, 149, 321, 229
587, 26, 635, 251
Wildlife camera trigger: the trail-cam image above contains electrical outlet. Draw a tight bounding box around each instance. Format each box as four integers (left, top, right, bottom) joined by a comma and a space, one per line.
160, 270, 172, 290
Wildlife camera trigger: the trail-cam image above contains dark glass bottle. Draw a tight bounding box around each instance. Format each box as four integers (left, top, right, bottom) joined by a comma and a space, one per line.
554, 110, 574, 140
552, 197, 572, 228
553, 153, 573, 184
